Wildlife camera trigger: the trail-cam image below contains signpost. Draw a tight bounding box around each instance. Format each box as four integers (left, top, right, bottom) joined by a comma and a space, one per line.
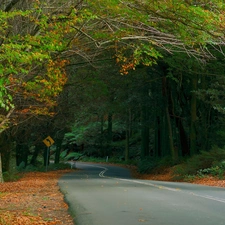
43, 136, 55, 171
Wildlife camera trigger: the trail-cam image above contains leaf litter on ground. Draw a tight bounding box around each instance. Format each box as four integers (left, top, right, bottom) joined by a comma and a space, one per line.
0, 170, 74, 225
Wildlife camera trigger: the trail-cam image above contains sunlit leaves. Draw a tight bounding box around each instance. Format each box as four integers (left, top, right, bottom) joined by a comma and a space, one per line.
0, 3, 74, 116
85, 0, 225, 67
0, 79, 14, 111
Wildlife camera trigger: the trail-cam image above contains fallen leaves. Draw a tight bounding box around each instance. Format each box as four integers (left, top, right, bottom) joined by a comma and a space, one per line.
0, 170, 74, 225
133, 168, 225, 188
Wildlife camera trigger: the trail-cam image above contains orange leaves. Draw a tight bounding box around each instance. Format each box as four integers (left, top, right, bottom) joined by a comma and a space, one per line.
13, 58, 69, 116
0, 212, 56, 225
0, 170, 74, 225
119, 61, 136, 75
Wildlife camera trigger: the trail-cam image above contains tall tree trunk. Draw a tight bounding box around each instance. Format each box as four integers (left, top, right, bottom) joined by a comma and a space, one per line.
165, 105, 177, 159
0, 153, 4, 183
55, 139, 62, 164
176, 118, 190, 156
125, 109, 130, 161
30, 144, 41, 166
16, 143, 29, 167
107, 113, 113, 143
162, 77, 177, 160
141, 104, 149, 159
43, 147, 50, 167
190, 75, 198, 156
106, 113, 113, 156
0, 132, 11, 172
200, 73, 210, 151
154, 116, 161, 157
100, 114, 104, 156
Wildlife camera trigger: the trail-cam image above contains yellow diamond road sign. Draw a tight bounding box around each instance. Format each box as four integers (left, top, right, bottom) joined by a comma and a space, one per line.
43, 136, 55, 147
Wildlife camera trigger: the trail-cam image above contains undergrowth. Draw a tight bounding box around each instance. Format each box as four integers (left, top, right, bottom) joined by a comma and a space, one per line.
173, 146, 225, 180
137, 156, 178, 174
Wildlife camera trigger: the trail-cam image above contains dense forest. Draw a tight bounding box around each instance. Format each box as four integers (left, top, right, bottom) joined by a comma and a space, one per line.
1, 0, 225, 181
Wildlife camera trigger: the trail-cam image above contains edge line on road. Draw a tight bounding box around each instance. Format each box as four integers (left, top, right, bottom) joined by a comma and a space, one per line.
117, 178, 225, 204
76, 162, 225, 204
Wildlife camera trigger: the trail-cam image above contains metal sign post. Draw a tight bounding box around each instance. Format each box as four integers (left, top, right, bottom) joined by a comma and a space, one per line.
43, 136, 55, 172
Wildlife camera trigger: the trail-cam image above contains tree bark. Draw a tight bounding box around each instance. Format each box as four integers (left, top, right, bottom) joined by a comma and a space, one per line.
125, 109, 130, 161
55, 139, 63, 164
106, 112, 113, 156
162, 76, 177, 160
0, 132, 11, 172
30, 144, 41, 166
141, 103, 149, 159
0, 153, 4, 183
190, 75, 198, 156
16, 143, 29, 167
4, 0, 21, 12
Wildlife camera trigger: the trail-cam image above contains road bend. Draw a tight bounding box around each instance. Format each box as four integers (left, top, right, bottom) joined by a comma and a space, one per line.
58, 162, 225, 225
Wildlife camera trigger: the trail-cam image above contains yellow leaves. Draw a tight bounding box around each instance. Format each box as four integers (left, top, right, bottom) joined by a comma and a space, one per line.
120, 62, 136, 75
14, 58, 68, 116
116, 53, 137, 75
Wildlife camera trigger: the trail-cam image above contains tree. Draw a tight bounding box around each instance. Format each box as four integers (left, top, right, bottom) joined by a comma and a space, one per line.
1, 0, 225, 177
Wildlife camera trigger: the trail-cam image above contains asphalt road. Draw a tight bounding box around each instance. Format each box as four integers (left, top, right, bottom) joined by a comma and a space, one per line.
58, 162, 225, 225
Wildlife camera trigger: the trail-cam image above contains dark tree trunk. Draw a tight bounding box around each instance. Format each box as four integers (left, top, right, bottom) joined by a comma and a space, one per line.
141, 103, 150, 159
125, 109, 130, 161
30, 144, 41, 166
190, 75, 198, 156
0, 132, 12, 172
43, 147, 50, 167
162, 76, 177, 160
55, 139, 63, 164
176, 118, 190, 156
16, 143, 29, 167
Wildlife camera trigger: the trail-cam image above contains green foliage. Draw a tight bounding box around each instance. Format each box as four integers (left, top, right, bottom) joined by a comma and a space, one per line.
138, 156, 176, 174
197, 161, 225, 179
64, 152, 83, 161
173, 146, 225, 179
80, 156, 106, 163
60, 150, 68, 159
17, 163, 71, 173
65, 122, 104, 146
3, 171, 20, 182
2, 157, 20, 182
45, 163, 71, 171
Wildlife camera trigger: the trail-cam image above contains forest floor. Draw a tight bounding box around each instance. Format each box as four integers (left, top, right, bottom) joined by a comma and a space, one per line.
0, 170, 74, 225
132, 167, 225, 188
0, 166, 225, 225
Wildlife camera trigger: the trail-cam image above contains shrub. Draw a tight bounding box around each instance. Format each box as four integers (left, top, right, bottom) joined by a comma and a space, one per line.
138, 157, 160, 174
3, 171, 20, 182
173, 146, 225, 179
138, 155, 180, 174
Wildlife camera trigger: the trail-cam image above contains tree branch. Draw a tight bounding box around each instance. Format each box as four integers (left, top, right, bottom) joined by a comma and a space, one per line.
4, 0, 21, 12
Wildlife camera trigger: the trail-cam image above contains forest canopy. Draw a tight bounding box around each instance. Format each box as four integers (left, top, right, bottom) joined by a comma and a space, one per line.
1, 0, 225, 178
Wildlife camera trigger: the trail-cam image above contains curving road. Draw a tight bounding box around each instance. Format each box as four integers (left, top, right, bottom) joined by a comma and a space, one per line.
58, 162, 225, 225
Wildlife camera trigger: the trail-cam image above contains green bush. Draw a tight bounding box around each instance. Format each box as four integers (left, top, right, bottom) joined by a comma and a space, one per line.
138, 156, 178, 174
138, 157, 163, 174
64, 152, 83, 161
173, 146, 225, 179
197, 160, 225, 179
46, 163, 71, 171
3, 171, 20, 182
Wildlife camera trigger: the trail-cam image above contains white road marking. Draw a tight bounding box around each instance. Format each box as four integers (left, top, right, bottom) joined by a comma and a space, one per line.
77, 163, 225, 204
117, 178, 225, 204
